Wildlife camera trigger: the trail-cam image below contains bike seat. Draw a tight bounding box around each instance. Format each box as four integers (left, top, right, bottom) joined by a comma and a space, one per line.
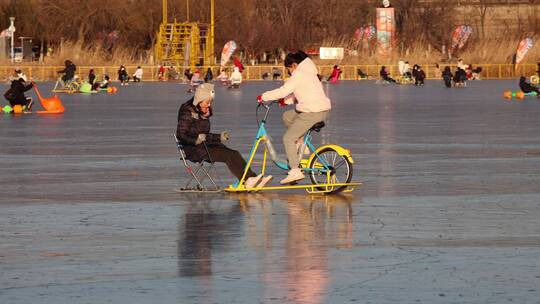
309, 122, 325, 133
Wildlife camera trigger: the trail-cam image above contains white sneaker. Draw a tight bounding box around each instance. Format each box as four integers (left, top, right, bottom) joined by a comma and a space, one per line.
244, 174, 262, 189
280, 169, 305, 184
255, 175, 273, 190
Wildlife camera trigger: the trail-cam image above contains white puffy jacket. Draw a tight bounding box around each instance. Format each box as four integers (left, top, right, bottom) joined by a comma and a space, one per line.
133, 68, 143, 79
261, 57, 331, 113
230, 67, 242, 84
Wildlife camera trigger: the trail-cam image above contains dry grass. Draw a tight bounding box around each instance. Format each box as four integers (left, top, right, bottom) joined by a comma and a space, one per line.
328, 37, 539, 65
50, 42, 155, 65
0, 42, 154, 66
0, 38, 537, 67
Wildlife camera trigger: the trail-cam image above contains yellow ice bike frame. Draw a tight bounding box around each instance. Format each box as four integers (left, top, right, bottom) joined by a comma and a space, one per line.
52, 78, 80, 94
225, 101, 361, 194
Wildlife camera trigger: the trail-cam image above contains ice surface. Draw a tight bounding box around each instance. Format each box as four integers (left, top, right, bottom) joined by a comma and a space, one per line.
1, 80, 539, 303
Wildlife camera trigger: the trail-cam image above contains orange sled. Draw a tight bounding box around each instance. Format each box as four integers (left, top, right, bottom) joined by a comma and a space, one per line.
33, 82, 65, 114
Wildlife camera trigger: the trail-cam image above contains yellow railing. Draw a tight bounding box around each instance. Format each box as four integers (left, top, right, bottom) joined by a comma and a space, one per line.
0, 64, 536, 81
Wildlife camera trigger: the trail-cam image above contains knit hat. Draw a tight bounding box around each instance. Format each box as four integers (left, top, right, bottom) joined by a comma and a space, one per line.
193, 83, 215, 106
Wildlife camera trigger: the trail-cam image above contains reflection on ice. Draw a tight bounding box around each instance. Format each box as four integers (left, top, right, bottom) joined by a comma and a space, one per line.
176, 193, 358, 302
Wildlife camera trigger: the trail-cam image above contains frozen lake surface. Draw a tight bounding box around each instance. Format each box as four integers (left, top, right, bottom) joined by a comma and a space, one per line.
1, 80, 540, 303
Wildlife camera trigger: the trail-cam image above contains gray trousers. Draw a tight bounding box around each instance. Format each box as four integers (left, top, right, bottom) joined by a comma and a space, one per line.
282, 109, 329, 169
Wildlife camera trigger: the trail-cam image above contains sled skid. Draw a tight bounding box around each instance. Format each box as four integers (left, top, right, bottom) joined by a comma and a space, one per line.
37, 110, 64, 114
174, 187, 222, 193
224, 182, 362, 194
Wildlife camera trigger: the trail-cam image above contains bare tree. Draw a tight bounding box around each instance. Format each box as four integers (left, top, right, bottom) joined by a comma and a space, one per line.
0, 0, 536, 63
475, 0, 490, 38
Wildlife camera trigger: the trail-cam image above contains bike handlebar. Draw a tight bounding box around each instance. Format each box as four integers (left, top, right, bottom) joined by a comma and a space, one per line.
256, 98, 279, 124
257, 98, 286, 110
257, 101, 271, 110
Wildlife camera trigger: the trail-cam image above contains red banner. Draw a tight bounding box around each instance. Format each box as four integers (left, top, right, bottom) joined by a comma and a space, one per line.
376, 8, 395, 57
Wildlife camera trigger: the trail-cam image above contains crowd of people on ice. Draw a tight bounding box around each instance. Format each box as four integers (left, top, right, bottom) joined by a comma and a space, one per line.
4, 49, 540, 188
377, 58, 484, 88
4, 55, 540, 114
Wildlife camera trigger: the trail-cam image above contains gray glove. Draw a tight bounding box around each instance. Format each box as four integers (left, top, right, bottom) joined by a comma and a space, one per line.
195, 133, 207, 145
220, 131, 230, 142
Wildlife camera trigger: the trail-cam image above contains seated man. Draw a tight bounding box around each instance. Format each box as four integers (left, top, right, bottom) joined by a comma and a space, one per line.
229, 67, 242, 87
412, 64, 426, 86
168, 66, 180, 81
471, 65, 482, 80
272, 67, 282, 80
379, 66, 396, 83
133, 66, 143, 83
187, 69, 204, 93
357, 68, 368, 79
519, 76, 540, 96
190, 69, 204, 86
176, 83, 272, 188
57, 60, 76, 87
403, 61, 412, 79
453, 67, 467, 87
217, 69, 229, 85
92, 75, 110, 91
4, 76, 34, 112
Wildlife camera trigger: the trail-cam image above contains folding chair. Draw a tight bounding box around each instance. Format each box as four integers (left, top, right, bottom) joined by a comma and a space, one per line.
173, 134, 221, 192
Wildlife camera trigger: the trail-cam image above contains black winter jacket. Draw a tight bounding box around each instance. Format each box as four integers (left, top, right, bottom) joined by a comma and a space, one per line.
118, 69, 129, 81
442, 70, 453, 80
89, 72, 96, 85
413, 69, 425, 81
176, 99, 223, 162
59, 63, 76, 80
519, 77, 537, 93
5, 79, 33, 106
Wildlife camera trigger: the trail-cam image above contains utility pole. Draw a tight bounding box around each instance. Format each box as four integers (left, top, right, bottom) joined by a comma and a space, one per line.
162, 0, 167, 24
8, 17, 15, 63
187, 0, 190, 22
210, 0, 214, 60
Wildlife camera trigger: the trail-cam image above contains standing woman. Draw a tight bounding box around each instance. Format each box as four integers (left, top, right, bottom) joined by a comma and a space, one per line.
204, 68, 213, 82
118, 65, 129, 86
88, 69, 96, 86
442, 66, 453, 88
133, 66, 143, 82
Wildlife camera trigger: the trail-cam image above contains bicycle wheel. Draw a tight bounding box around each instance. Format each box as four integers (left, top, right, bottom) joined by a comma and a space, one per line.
70, 82, 80, 93
307, 147, 353, 193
